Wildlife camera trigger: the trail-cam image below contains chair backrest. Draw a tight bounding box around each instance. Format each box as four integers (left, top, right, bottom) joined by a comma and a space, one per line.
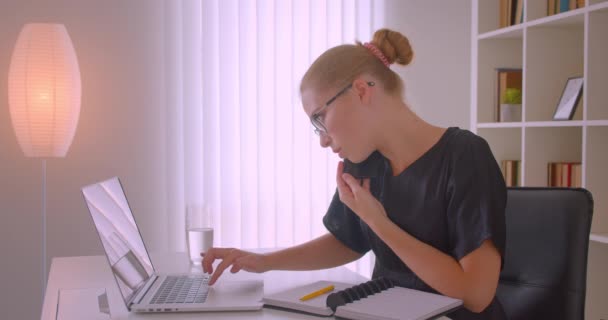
497, 187, 593, 320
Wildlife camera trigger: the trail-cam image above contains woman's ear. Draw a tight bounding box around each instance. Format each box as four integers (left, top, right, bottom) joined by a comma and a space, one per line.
353, 78, 373, 105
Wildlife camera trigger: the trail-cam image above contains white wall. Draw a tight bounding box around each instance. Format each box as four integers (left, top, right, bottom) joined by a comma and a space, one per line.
0, 1, 169, 319
0, 1, 471, 319
384, 0, 471, 130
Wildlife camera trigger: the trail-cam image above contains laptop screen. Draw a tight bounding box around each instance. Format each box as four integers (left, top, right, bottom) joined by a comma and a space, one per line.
82, 177, 155, 305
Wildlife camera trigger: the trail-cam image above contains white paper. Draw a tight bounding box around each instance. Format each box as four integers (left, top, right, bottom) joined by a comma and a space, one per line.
56, 288, 112, 320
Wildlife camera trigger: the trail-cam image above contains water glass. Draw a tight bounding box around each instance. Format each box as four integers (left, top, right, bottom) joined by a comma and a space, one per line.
186, 204, 214, 265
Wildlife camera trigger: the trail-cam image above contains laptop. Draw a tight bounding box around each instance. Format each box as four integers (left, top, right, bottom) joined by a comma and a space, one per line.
82, 176, 264, 313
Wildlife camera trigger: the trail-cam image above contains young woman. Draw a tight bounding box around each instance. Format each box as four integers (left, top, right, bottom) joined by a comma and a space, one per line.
202, 29, 507, 320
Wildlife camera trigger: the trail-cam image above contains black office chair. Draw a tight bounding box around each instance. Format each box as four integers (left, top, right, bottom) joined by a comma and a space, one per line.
497, 187, 593, 320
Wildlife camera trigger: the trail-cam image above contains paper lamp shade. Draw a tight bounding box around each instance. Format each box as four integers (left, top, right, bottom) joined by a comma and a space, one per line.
8, 23, 81, 157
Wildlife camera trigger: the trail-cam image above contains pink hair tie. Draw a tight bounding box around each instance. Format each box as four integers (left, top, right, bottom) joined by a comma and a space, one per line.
363, 42, 390, 67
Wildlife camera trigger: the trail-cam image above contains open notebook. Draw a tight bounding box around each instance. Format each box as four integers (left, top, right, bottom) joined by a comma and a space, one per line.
263, 278, 462, 320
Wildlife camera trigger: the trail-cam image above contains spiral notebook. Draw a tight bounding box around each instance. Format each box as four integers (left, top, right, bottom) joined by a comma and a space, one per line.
263, 278, 462, 320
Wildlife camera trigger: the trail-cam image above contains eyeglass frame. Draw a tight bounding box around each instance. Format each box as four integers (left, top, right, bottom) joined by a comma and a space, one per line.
310, 81, 375, 135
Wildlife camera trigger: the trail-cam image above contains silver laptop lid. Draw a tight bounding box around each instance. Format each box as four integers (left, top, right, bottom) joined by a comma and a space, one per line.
82, 177, 155, 308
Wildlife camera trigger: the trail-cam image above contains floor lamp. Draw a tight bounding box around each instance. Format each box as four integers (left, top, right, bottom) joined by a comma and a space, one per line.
8, 23, 81, 295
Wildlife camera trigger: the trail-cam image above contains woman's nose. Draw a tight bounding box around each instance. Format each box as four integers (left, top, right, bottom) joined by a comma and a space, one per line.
319, 132, 331, 148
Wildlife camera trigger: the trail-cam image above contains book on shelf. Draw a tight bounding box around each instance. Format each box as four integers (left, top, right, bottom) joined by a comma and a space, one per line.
495, 68, 522, 122
548, 0, 583, 16
577, 0, 585, 8
499, 0, 524, 28
548, 0, 556, 15
501, 160, 520, 187
548, 162, 582, 187
560, 0, 571, 12
515, 0, 524, 24
500, 0, 509, 27
263, 278, 463, 320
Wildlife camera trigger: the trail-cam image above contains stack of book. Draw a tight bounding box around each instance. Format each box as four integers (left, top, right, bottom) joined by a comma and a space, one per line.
501, 160, 520, 187
548, 162, 582, 187
547, 0, 585, 16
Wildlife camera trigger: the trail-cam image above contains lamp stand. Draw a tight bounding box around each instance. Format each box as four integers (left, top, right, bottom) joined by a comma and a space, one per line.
8, 23, 81, 298
42, 159, 47, 295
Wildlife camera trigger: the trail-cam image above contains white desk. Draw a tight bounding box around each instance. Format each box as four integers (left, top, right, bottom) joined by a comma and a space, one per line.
41, 251, 369, 320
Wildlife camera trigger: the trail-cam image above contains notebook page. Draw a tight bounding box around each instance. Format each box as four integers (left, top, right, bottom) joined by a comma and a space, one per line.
335, 287, 462, 320
263, 280, 354, 316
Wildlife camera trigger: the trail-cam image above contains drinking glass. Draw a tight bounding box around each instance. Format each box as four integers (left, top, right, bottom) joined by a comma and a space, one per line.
186, 204, 214, 265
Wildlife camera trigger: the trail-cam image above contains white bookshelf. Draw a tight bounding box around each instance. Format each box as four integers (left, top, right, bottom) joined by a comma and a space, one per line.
590, 232, 608, 244
471, 1, 608, 318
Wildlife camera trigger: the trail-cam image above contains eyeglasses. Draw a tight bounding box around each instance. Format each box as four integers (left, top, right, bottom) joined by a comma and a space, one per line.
310, 81, 375, 135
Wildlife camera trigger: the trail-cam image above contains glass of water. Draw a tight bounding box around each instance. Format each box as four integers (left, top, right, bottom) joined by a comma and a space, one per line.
186, 204, 214, 266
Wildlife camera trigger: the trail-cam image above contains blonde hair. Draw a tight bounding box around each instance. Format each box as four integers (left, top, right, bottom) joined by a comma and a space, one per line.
300, 28, 414, 98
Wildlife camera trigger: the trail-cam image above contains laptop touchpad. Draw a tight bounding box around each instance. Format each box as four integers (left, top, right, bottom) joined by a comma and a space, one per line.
206, 280, 263, 305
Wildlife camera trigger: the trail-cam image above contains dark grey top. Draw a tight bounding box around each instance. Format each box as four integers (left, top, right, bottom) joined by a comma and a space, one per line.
323, 127, 507, 320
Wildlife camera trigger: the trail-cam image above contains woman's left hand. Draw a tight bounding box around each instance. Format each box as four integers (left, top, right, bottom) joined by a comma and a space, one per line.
336, 161, 388, 226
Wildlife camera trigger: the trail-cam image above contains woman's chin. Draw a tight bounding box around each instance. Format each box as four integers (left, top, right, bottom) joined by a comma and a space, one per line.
347, 151, 376, 163
345, 156, 364, 163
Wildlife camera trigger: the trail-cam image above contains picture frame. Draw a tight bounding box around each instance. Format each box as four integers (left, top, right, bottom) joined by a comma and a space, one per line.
552, 76, 583, 121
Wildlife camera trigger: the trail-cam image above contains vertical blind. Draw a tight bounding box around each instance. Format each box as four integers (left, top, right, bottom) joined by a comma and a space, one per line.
164, 0, 385, 278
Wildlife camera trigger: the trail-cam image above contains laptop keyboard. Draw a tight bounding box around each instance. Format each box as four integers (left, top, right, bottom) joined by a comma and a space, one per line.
149, 275, 210, 304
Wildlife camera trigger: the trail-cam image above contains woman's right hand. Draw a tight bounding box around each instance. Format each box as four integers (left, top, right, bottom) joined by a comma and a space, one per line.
201, 248, 271, 285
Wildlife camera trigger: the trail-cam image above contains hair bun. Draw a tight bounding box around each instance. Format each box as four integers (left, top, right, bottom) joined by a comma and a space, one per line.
371, 29, 413, 66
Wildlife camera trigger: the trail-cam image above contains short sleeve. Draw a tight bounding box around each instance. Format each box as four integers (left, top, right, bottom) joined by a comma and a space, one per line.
323, 189, 371, 254
446, 134, 507, 263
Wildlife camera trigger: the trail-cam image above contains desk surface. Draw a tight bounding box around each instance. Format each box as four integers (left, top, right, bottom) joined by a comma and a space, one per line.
42, 251, 369, 320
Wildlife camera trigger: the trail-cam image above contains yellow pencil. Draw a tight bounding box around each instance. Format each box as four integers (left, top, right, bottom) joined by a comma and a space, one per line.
299, 285, 335, 301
